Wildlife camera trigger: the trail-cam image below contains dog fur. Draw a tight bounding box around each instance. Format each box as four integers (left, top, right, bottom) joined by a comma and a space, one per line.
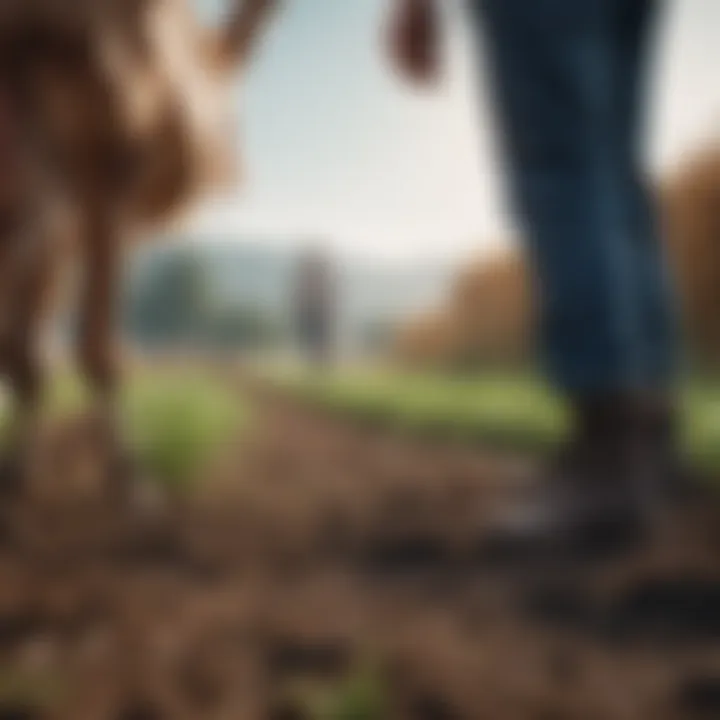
0, 0, 277, 476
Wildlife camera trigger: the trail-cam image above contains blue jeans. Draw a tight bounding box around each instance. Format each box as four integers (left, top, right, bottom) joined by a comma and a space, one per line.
469, 0, 676, 393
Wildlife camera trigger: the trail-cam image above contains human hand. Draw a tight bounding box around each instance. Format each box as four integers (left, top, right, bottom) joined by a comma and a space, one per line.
386, 0, 441, 86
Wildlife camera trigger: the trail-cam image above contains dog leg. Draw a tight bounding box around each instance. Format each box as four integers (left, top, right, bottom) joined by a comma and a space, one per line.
76, 206, 133, 493
0, 222, 57, 495
214, 0, 280, 70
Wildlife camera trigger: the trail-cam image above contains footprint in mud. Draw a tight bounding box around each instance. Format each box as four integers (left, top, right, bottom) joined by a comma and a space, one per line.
602, 576, 720, 642
677, 676, 720, 718
522, 575, 720, 644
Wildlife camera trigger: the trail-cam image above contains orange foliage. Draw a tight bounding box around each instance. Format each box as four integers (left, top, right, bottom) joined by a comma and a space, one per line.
396, 310, 460, 368
662, 143, 720, 361
396, 250, 531, 368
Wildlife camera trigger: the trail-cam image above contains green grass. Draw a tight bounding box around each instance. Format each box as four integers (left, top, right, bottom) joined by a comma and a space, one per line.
283, 664, 388, 720
278, 368, 720, 476
1, 369, 247, 493
122, 372, 246, 492
280, 370, 565, 449
315, 667, 387, 720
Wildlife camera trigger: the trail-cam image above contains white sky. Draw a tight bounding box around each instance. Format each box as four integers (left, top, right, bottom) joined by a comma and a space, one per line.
187, 0, 720, 262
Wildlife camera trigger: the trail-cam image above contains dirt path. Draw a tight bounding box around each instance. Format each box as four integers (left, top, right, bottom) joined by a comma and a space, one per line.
0, 392, 718, 719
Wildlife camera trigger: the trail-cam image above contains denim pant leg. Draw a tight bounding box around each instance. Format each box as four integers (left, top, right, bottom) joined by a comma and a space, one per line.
611, 0, 677, 388
469, 0, 656, 393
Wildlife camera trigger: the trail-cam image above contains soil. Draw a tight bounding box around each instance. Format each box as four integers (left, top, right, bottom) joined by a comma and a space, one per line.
0, 388, 718, 720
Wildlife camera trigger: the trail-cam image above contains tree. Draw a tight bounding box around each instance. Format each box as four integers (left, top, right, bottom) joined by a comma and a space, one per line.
125, 248, 208, 347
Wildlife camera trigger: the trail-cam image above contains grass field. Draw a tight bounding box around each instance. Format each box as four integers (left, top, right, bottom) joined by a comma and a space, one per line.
279, 369, 720, 475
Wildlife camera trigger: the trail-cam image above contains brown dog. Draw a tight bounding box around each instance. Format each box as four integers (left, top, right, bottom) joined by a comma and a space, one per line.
0, 0, 278, 482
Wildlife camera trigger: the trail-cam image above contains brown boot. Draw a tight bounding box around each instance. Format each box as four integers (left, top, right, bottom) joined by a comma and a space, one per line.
635, 396, 707, 503
480, 396, 671, 566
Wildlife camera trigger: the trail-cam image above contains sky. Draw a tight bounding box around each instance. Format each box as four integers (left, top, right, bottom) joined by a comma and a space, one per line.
187, 0, 720, 262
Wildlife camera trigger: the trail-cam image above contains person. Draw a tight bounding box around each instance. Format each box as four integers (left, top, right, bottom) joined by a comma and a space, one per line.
387, 0, 683, 559
293, 247, 336, 369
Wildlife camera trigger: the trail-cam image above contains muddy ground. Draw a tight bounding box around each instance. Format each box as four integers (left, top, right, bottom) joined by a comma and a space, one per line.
0, 389, 718, 720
